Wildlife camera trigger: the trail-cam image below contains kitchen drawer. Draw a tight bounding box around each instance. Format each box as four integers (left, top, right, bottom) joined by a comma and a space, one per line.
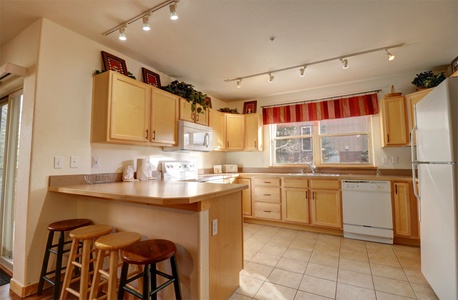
254, 202, 281, 220
253, 178, 281, 187
253, 187, 281, 203
283, 178, 308, 188
309, 179, 340, 190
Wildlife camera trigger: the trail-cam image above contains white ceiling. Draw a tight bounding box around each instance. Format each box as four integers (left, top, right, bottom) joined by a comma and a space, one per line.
1, 0, 457, 101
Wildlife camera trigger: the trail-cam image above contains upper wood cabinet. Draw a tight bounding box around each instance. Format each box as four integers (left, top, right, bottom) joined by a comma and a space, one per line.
92, 71, 177, 147
151, 88, 178, 146
208, 109, 245, 151
380, 95, 409, 147
179, 98, 208, 126
244, 113, 263, 151
405, 88, 433, 144
209, 109, 226, 150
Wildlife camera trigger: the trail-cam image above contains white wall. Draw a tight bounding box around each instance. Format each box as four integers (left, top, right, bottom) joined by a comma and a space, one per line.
227, 73, 419, 169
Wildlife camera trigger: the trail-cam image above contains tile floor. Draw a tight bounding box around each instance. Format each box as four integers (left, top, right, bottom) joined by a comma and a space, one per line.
229, 223, 438, 300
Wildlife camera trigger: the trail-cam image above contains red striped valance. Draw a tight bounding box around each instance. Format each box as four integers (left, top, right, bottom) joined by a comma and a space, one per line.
262, 93, 379, 125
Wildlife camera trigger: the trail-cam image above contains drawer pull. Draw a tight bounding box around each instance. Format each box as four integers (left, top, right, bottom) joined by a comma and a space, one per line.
263, 210, 272, 213
263, 194, 271, 196
263, 181, 271, 184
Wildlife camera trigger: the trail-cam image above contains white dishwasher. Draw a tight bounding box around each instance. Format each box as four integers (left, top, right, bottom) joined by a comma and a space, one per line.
341, 180, 393, 244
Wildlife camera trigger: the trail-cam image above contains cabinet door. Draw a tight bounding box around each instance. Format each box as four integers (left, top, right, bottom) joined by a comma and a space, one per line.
282, 188, 309, 224
237, 178, 252, 216
195, 104, 209, 126
226, 114, 245, 150
151, 88, 178, 145
179, 98, 195, 122
209, 109, 226, 150
405, 88, 433, 144
393, 182, 420, 238
245, 113, 263, 151
310, 189, 342, 228
381, 96, 408, 146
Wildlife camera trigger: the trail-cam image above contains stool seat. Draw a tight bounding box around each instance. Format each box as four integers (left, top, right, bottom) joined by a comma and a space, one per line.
69, 224, 113, 240
95, 231, 142, 251
121, 239, 177, 265
47, 218, 93, 232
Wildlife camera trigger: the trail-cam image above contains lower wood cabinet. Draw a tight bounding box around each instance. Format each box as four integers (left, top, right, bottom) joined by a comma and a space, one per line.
252, 178, 281, 221
393, 181, 420, 240
282, 178, 309, 224
236, 178, 252, 216
310, 188, 342, 229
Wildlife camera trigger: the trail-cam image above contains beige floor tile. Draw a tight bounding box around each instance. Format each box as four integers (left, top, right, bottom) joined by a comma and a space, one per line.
375, 291, 416, 300
236, 274, 264, 297
366, 242, 395, 255
290, 238, 317, 252
337, 269, 373, 289
340, 249, 368, 262
245, 237, 268, 251
339, 257, 371, 274
294, 290, 333, 300
305, 263, 338, 281
261, 241, 289, 256
283, 248, 312, 262
255, 282, 297, 300
229, 292, 253, 300
411, 283, 439, 300
297, 231, 320, 241
312, 244, 340, 257
373, 275, 416, 298
309, 252, 339, 268
393, 245, 421, 261
368, 252, 401, 268
370, 263, 407, 281
251, 251, 282, 267
403, 269, 429, 285
335, 283, 376, 300
267, 268, 303, 289
244, 247, 258, 261
398, 257, 421, 271
276, 257, 308, 274
298, 274, 337, 299
240, 261, 274, 280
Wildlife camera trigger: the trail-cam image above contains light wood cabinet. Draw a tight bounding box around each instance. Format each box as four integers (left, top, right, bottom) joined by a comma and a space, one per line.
92, 70, 150, 144
92, 71, 178, 147
179, 98, 209, 126
405, 88, 433, 144
151, 89, 178, 145
253, 178, 281, 220
236, 178, 252, 216
209, 109, 226, 150
393, 181, 420, 240
244, 113, 263, 151
209, 110, 245, 151
282, 178, 309, 224
380, 95, 409, 147
309, 180, 342, 229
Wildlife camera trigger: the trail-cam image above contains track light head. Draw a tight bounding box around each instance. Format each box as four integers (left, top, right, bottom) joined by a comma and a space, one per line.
142, 15, 151, 31
268, 73, 274, 83
170, 3, 178, 20
118, 26, 127, 41
299, 66, 306, 77
236, 79, 242, 88
385, 49, 395, 61
341, 58, 349, 69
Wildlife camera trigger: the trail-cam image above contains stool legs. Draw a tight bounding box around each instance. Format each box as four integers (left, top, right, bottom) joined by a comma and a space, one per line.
170, 256, 182, 299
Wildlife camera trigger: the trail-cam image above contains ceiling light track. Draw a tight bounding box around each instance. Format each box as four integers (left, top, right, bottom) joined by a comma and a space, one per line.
103, 0, 179, 37
224, 43, 404, 85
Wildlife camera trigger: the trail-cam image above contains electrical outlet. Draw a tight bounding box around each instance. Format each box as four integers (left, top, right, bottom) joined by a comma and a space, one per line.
212, 219, 218, 236
54, 156, 63, 169
92, 156, 100, 168
70, 156, 78, 168
392, 156, 399, 164
382, 156, 388, 165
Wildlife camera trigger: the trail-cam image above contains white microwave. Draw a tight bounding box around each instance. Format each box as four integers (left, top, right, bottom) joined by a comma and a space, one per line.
164, 120, 212, 152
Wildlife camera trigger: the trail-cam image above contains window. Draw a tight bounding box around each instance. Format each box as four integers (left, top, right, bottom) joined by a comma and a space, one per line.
271, 116, 371, 165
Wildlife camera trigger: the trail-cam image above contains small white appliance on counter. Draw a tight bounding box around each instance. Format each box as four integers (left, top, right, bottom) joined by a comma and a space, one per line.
222, 164, 238, 173
411, 77, 458, 299
163, 120, 212, 152
341, 180, 393, 244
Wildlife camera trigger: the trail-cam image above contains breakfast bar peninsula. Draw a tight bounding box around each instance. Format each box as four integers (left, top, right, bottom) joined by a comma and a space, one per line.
49, 176, 246, 300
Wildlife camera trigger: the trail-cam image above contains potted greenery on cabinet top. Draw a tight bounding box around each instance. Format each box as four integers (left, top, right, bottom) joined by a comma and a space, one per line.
411, 71, 446, 90
161, 80, 210, 114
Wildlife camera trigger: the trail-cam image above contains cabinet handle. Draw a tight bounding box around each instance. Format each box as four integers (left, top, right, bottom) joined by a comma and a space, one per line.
255, 141, 257, 148
395, 184, 398, 194
387, 134, 390, 143
152, 130, 156, 140
263, 194, 271, 196
263, 210, 272, 213
312, 191, 315, 200
263, 181, 271, 184
227, 141, 229, 148
196, 114, 199, 122
145, 129, 149, 139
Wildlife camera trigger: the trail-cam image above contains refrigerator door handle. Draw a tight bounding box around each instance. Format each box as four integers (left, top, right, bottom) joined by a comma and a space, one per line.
410, 127, 421, 202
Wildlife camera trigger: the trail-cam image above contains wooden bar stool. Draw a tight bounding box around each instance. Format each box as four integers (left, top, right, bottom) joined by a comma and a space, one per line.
89, 231, 142, 300
118, 239, 182, 300
59, 224, 113, 300
37, 218, 93, 300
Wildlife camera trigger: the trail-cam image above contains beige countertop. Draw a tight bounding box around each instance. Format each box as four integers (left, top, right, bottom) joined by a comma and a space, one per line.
49, 180, 247, 206
237, 172, 413, 181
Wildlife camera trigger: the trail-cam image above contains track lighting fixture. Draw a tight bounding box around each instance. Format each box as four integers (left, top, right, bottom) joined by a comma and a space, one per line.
268, 73, 275, 83
142, 15, 151, 31
224, 43, 405, 87
237, 79, 242, 88
103, 0, 180, 38
385, 49, 395, 61
170, 3, 178, 20
118, 26, 127, 41
299, 66, 306, 77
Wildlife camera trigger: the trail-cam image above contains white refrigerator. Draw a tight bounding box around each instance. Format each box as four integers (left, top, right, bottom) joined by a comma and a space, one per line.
412, 76, 458, 300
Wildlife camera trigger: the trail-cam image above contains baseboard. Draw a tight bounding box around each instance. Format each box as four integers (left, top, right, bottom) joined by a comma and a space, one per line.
9, 278, 37, 298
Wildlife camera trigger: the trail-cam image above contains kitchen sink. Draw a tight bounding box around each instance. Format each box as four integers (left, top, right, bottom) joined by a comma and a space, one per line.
287, 173, 340, 176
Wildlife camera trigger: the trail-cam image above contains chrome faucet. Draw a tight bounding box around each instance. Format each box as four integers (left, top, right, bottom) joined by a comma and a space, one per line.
304, 162, 316, 174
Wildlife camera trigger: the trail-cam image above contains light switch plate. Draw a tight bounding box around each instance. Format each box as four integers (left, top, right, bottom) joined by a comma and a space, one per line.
212, 219, 218, 236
